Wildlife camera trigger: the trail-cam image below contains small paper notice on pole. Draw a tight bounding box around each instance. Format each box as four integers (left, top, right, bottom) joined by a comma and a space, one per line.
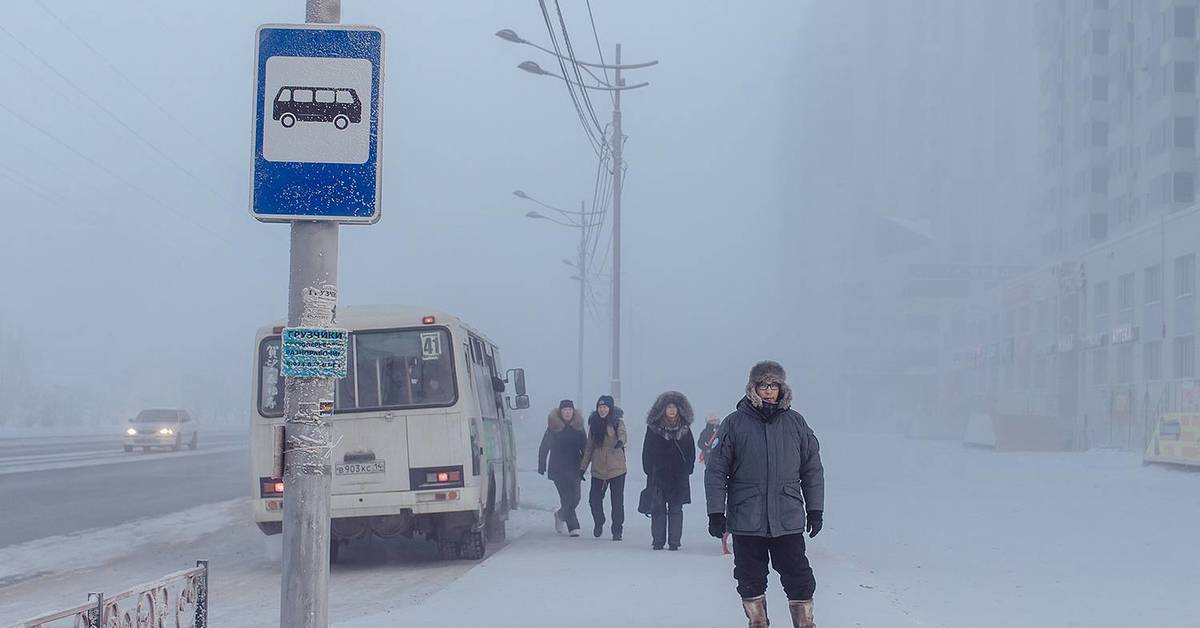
281, 327, 349, 378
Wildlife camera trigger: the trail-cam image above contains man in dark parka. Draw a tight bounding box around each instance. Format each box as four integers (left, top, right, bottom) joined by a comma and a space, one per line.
705, 361, 825, 628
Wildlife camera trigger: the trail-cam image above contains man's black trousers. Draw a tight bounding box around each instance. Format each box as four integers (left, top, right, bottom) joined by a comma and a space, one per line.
731, 533, 816, 600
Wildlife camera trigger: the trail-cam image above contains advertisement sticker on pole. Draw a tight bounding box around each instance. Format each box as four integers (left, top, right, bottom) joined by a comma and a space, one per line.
251, 24, 384, 223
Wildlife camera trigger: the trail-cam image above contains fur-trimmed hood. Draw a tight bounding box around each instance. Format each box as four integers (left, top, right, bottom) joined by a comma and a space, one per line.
646, 390, 694, 427
547, 408, 584, 432
745, 360, 794, 409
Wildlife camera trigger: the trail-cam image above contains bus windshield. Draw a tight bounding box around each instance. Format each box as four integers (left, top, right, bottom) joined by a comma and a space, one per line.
258, 328, 457, 417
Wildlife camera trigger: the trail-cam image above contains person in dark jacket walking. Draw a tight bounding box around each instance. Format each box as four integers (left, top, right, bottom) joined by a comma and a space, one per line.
697, 413, 721, 464
580, 395, 628, 540
641, 391, 696, 551
538, 400, 587, 536
705, 361, 825, 628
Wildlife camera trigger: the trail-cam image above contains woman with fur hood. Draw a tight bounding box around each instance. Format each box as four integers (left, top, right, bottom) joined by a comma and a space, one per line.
641, 391, 697, 551
580, 395, 628, 540
538, 400, 587, 536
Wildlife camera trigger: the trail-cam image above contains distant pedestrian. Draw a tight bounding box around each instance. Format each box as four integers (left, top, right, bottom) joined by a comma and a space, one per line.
580, 395, 628, 540
697, 413, 721, 464
538, 400, 587, 537
705, 361, 825, 628
641, 391, 696, 550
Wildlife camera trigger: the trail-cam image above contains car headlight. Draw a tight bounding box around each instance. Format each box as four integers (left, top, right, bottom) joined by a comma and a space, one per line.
159, 428, 174, 435
126, 428, 137, 436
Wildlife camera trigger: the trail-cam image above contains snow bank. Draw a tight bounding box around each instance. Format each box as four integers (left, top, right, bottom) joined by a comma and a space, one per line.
0, 498, 244, 585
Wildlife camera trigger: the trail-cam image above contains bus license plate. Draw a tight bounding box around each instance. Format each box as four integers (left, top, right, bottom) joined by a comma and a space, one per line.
335, 460, 386, 475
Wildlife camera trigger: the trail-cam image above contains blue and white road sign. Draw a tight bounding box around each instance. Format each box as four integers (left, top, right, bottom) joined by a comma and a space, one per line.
251, 24, 384, 223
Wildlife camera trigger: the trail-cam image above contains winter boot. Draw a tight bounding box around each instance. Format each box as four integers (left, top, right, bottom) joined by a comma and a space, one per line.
788, 600, 815, 628
554, 511, 566, 535
593, 522, 603, 538
569, 528, 581, 537
741, 595, 769, 628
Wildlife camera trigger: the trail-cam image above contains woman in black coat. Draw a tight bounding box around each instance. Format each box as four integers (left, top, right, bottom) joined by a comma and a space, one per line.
538, 400, 587, 536
641, 390, 696, 550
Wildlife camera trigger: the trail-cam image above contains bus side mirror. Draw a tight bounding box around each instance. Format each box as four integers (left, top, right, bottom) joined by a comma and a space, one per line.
512, 395, 530, 410
506, 368, 527, 396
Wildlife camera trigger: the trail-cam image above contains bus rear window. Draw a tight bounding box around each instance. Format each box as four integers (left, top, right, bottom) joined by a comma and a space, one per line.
257, 328, 457, 418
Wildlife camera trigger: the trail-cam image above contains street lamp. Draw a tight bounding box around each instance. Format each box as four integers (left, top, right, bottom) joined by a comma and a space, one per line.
517, 191, 602, 404
499, 28, 657, 406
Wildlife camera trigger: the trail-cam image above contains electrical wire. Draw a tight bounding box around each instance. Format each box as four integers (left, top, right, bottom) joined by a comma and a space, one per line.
537, 0, 604, 155
585, 0, 611, 88
31, 0, 240, 180
0, 100, 263, 262
0, 22, 236, 205
552, 0, 605, 136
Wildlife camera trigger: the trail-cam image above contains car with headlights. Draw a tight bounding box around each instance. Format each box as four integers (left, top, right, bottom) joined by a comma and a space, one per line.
123, 409, 199, 452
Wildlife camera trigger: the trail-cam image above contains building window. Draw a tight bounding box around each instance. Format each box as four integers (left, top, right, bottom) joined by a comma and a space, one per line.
1146, 265, 1164, 303
1093, 347, 1109, 385
1176, 254, 1196, 298
1092, 120, 1109, 147
1092, 75, 1109, 101
1093, 29, 1110, 54
1117, 273, 1134, 311
1176, 117, 1195, 148
1175, 336, 1195, 378
1177, 6, 1197, 39
1093, 280, 1110, 317
1092, 166, 1109, 194
1117, 344, 1134, 383
1145, 341, 1163, 380
1175, 61, 1196, 93
1175, 172, 1195, 204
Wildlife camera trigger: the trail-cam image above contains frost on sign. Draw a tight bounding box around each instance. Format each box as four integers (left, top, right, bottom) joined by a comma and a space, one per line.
281, 327, 349, 378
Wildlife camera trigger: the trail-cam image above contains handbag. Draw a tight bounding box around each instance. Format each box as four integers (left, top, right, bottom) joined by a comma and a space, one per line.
637, 474, 662, 517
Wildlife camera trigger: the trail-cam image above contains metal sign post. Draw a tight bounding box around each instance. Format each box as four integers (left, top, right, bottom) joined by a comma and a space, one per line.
250, 2, 384, 626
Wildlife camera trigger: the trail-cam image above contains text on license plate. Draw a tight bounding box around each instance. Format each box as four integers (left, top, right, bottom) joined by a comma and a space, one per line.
335, 460, 386, 475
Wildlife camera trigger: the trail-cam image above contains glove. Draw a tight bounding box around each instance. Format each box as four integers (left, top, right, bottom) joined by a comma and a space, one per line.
613, 440, 623, 449
707, 513, 727, 539
806, 510, 823, 538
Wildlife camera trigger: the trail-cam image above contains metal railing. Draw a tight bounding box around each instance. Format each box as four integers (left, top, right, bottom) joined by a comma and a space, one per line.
9, 561, 207, 628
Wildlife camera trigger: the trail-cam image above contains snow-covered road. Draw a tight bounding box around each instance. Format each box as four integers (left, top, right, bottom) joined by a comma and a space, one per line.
2, 430, 1196, 627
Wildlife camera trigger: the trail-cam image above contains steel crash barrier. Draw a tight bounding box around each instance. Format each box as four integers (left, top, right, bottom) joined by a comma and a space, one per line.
8, 561, 207, 628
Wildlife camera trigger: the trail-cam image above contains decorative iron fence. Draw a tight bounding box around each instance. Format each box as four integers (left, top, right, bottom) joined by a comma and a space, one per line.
8, 561, 207, 628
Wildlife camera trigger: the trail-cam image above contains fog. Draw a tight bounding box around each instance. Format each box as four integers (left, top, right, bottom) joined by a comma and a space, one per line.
2, 2, 1198, 627
0, 0, 812, 427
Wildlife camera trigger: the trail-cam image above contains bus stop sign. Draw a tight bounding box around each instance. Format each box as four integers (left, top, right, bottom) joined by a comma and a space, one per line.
251, 24, 384, 223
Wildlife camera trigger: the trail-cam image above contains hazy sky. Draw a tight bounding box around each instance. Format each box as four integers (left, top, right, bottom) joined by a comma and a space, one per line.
0, 1, 809, 423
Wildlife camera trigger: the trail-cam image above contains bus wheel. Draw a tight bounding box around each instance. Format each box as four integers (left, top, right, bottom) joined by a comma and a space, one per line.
460, 528, 486, 560
333, 115, 349, 130
436, 538, 460, 560
280, 113, 296, 128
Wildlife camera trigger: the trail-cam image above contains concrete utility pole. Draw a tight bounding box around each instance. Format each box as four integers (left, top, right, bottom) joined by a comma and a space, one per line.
577, 200, 587, 404
280, 1, 340, 626
610, 43, 623, 405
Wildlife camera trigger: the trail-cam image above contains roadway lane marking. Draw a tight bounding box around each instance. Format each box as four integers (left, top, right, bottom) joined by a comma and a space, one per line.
0, 445, 247, 477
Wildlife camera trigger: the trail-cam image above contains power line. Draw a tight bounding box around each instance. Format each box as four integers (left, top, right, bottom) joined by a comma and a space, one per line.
31, 0, 239, 179
552, 0, 605, 136
536, 0, 604, 154
0, 22, 236, 206
584, 0, 611, 89
0, 100, 263, 262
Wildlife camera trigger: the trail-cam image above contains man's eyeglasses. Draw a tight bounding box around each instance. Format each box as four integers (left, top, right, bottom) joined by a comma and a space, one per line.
755, 382, 780, 391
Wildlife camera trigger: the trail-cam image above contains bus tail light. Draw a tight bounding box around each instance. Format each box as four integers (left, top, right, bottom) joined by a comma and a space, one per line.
260, 477, 284, 497
422, 316, 436, 325
410, 466, 464, 490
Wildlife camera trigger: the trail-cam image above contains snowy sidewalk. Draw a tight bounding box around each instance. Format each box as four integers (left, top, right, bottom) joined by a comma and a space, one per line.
340, 463, 928, 628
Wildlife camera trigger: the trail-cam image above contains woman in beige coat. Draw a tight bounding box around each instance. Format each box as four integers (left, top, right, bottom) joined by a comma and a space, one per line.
580, 395, 628, 540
